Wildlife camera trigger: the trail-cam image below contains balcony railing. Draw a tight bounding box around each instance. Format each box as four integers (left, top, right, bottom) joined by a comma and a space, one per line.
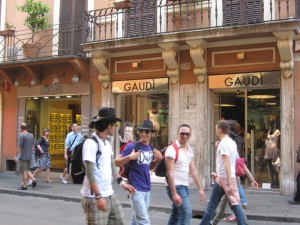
0, 22, 85, 63
84, 0, 300, 43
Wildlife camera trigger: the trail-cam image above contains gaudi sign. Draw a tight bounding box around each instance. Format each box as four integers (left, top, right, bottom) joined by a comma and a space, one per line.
112, 78, 169, 93
209, 71, 280, 89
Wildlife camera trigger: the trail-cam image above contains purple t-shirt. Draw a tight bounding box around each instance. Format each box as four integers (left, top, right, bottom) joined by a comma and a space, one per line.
121, 141, 153, 192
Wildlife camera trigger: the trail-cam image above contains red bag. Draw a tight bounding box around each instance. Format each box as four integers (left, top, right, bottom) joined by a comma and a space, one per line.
236, 158, 245, 177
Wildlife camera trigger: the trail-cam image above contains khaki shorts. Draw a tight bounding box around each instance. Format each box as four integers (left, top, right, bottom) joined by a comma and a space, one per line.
19, 160, 31, 172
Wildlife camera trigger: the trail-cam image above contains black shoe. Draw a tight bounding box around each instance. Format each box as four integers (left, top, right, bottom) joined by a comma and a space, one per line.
32, 180, 37, 188
18, 186, 27, 190
288, 200, 300, 205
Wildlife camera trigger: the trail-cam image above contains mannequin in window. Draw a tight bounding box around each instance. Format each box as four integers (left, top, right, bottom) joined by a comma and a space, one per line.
264, 125, 280, 188
119, 114, 135, 146
148, 101, 160, 132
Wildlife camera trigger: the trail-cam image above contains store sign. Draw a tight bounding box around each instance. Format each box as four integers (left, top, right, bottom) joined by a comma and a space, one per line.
112, 78, 168, 93
209, 72, 280, 89
40, 84, 63, 95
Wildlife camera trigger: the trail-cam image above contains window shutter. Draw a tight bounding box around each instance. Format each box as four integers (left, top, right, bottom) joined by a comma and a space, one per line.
59, 0, 86, 55
126, 0, 156, 37
244, 0, 263, 24
223, 0, 242, 26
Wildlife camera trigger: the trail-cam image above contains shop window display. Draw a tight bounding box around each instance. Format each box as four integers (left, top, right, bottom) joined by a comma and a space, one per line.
119, 93, 168, 150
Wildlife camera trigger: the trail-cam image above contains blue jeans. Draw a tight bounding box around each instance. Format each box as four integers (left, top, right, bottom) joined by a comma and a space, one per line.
130, 191, 151, 225
200, 182, 247, 225
166, 185, 192, 225
238, 183, 247, 206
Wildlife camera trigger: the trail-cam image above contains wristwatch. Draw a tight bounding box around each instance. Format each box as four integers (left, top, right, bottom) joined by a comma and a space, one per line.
95, 193, 102, 199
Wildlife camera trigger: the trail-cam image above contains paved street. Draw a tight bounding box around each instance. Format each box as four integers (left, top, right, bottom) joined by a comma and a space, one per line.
0, 193, 299, 225
1, 173, 300, 224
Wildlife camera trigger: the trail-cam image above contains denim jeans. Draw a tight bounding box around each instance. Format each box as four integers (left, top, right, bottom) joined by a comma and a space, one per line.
166, 185, 192, 225
238, 183, 247, 206
130, 191, 151, 225
200, 182, 247, 225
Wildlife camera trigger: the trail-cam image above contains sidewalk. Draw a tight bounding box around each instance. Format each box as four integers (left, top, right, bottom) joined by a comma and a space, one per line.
0, 173, 299, 223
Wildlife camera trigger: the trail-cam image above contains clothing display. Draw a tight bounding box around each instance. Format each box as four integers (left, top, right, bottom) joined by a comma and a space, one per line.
148, 109, 160, 131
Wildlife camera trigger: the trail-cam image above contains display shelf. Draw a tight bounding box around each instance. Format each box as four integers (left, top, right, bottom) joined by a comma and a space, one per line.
48, 112, 72, 154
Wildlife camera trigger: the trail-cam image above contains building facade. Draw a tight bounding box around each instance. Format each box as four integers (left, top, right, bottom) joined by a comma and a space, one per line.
0, 0, 299, 195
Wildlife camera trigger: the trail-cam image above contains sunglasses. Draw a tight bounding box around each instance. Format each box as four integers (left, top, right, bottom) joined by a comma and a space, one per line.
139, 129, 151, 134
180, 132, 191, 137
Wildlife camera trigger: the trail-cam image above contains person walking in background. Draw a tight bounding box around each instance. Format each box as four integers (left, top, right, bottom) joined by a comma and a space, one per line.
32, 128, 52, 183
81, 107, 136, 225
61, 123, 83, 184
288, 148, 300, 205
165, 124, 205, 225
200, 120, 247, 225
114, 119, 163, 225
14, 123, 37, 190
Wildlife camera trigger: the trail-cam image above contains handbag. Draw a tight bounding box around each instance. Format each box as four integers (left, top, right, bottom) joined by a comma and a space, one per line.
236, 158, 245, 177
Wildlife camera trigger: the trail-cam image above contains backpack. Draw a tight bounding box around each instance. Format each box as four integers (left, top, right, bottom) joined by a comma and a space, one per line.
70, 136, 101, 185
119, 141, 154, 178
155, 142, 179, 177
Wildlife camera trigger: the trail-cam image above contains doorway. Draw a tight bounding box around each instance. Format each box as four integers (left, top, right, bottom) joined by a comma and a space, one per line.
116, 93, 169, 151
213, 88, 281, 188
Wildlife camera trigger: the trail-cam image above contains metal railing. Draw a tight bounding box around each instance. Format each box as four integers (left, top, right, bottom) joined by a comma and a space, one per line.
0, 22, 85, 63
83, 0, 300, 43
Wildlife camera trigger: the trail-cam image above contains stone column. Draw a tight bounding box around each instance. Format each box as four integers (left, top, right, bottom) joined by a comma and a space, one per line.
275, 32, 295, 195
187, 40, 210, 189
159, 42, 180, 141
91, 51, 112, 107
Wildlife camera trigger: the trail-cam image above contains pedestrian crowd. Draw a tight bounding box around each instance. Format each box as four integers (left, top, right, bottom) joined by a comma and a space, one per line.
14, 107, 300, 225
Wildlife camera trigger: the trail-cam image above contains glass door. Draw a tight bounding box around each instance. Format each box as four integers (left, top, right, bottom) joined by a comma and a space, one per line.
116, 93, 169, 151
213, 88, 280, 188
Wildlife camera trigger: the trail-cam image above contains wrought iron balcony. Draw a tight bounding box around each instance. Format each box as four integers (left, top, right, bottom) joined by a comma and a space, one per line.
0, 22, 85, 63
83, 0, 300, 43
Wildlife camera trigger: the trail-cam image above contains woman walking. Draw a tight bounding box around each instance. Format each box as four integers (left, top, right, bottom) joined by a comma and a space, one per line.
33, 128, 52, 182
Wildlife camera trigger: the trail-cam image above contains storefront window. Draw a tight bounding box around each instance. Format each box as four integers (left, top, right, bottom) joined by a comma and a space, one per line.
25, 96, 81, 170
213, 88, 280, 188
118, 93, 169, 150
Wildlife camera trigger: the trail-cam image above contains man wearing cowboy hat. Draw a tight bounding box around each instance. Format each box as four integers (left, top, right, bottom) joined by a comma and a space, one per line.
81, 107, 136, 225
114, 119, 163, 225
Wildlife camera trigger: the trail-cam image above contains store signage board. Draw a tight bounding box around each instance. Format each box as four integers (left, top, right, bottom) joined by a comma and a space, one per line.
112, 78, 169, 94
208, 71, 280, 89
41, 84, 63, 95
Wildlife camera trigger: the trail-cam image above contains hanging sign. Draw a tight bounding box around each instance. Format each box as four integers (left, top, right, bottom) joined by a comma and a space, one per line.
209, 71, 280, 89
112, 78, 169, 93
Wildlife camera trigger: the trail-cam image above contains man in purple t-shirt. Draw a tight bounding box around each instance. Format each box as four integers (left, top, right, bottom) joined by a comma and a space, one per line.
115, 120, 162, 225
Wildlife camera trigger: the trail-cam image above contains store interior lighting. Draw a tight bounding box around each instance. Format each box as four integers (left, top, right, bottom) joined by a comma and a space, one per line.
14, 79, 19, 86
72, 74, 80, 83
248, 95, 276, 99
31, 79, 37, 86
52, 76, 59, 84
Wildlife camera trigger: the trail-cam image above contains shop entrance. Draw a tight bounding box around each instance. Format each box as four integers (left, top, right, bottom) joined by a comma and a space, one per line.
213, 88, 281, 189
25, 96, 81, 170
116, 93, 169, 151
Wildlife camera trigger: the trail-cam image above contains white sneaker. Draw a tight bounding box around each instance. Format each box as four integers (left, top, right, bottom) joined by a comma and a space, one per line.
27, 178, 33, 186
60, 175, 67, 184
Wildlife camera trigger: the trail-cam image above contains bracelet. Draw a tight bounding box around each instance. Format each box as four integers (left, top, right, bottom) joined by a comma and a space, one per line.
116, 177, 124, 185
119, 180, 126, 187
